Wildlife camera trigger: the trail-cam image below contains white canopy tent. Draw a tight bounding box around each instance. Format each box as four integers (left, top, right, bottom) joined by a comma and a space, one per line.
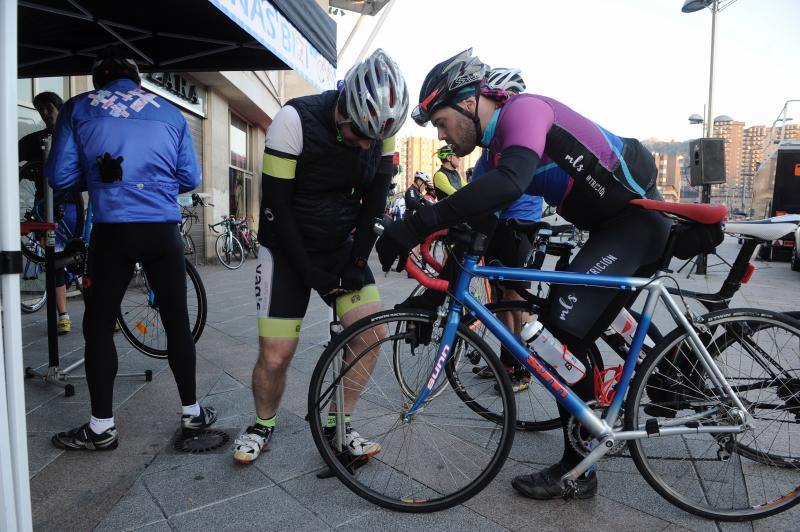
1, 1, 336, 528
1, 3, 33, 530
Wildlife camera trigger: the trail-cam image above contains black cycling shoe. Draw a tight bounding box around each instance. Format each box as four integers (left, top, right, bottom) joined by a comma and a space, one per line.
512, 462, 597, 500
52, 423, 119, 451
181, 405, 217, 435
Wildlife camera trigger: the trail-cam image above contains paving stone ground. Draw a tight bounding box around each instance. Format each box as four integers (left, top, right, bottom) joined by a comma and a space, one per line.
20, 236, 800, 531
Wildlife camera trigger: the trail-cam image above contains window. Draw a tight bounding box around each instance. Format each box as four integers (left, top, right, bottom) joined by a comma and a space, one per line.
229, 112, 253, 218
36, 77, 68, 100
18, 79, 33, 104
17, 77, 71, 140
18, 77, 70, 106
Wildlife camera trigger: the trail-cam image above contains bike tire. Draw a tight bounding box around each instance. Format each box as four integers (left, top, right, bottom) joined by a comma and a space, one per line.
307, 309, 515, 512
20, 248, 47, 313
248, 230, 259, 258
117, 259, 208, 359
215, 233, 244, 270
625, 308, 800, 521
182, 233, 197, 265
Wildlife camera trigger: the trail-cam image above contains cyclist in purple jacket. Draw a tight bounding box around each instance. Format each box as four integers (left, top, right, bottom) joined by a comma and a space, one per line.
379, 49, 671, 500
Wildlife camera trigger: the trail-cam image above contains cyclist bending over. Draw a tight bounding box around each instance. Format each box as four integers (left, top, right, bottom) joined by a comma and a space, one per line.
378, 48, 671, 500
233, 49, 409, 465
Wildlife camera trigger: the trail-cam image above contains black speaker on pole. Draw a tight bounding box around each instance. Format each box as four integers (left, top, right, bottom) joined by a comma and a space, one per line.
689, 138, 726, 186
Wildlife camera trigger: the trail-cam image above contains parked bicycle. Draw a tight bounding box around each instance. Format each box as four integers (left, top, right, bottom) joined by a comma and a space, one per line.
209, 215, 245, 269
233, 215, 259, 259
180, 193, 213, 265
308, 201, 800, 520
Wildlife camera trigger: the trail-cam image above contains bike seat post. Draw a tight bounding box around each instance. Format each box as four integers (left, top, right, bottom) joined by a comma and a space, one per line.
658, 220, 681, 272
468, 232, 489, 257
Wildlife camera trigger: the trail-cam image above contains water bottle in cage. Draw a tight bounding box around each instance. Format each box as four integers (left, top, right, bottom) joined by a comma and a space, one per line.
605, 308, 655, 353
520, 321, 586, 385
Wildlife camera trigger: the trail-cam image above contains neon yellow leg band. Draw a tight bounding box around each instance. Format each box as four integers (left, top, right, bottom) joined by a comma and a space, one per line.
258, 318, 302, 338
335, 284, 380, 318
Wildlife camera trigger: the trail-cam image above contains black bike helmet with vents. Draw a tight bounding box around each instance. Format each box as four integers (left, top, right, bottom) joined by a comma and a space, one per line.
412, 48, 488, 126
92, 48, 141, 89
412, 49, 488, 146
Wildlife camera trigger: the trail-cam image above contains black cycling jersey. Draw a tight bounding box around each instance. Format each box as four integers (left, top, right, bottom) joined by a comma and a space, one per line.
433, 166, 466, 200
403, 185, 431, 217
258, 90, 395, 291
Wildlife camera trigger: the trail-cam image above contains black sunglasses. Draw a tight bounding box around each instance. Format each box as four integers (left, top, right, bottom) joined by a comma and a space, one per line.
338, 119, 372, 141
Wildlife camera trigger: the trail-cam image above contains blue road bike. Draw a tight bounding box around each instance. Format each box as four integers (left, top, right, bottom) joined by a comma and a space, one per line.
307, 203, 800, 520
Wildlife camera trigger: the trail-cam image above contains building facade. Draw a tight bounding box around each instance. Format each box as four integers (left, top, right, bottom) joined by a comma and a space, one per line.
394, 136, 481, 194
652, 152, 683, 203
709, 117, 744, 208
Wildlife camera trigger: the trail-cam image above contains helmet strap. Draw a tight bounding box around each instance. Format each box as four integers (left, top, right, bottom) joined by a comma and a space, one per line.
447, 85, 483, 148
333, 96, 345, 142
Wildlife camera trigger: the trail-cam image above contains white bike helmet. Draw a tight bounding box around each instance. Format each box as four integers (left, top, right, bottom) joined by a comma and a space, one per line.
414, 170, 432, 185
341, 48, 409, 140
486, 68, 526, 94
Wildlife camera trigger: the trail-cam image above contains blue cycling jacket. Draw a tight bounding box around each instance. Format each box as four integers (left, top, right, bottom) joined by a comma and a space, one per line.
47, 79, 200, 223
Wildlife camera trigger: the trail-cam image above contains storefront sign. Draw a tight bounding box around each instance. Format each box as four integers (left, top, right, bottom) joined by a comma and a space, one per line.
141, 72, 206, 117
207, 0, 335, 92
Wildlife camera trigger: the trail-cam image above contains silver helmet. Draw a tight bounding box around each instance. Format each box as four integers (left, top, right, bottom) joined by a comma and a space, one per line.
486, 68, 526, 93
414, 170, 431, 184
342, 48, 409, 140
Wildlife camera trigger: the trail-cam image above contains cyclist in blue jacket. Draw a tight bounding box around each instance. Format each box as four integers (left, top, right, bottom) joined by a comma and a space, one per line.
47, 49, 216, 451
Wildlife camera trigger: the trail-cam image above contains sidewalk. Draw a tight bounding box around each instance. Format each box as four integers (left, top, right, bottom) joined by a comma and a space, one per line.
21, 237, 800, 531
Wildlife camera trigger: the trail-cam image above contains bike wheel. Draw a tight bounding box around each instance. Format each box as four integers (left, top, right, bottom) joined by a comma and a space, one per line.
308, 309, 515, 512
20, 240, 47, 313
248, 230, 259, 258
625, 308, 800, 521
214, 233, 244, 270
117, 259, 208, 359
462, 301, 564, 431
182, 233, 196, 262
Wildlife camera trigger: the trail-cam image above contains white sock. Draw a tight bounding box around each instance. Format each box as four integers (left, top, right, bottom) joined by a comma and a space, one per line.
182, 403, 201, 417
89, 416, 115, 434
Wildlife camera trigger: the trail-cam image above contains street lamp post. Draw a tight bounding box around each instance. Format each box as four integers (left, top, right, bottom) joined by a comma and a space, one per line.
681, 0, 736, 274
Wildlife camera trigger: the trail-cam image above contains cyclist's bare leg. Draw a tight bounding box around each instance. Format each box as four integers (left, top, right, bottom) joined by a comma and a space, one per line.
56, 285, 67, 314
253, 337, 299, 419
337, 301, 385, 414
491, 286, 527, 335
489, 285, 535, 367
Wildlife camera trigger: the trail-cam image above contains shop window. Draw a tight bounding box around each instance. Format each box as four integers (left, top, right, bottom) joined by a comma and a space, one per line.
229, 112, 253, 218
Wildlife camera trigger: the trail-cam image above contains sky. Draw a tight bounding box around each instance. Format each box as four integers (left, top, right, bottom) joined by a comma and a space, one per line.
332, 0, 800, 141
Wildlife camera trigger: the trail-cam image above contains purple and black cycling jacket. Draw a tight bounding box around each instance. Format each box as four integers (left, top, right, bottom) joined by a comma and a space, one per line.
425, 93, 658, 233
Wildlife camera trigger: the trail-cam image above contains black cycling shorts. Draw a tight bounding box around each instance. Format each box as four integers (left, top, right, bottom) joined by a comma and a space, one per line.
255, 242, 380, 338
484, 220, 534, 289
543, 204, 672, 342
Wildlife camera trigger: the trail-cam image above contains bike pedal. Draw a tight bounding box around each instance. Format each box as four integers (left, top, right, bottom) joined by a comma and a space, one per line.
561, 479, 578, 501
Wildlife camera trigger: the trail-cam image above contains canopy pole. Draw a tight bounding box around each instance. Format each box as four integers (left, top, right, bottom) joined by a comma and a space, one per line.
0, 0, 33, 529
354, 0, 397, 65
